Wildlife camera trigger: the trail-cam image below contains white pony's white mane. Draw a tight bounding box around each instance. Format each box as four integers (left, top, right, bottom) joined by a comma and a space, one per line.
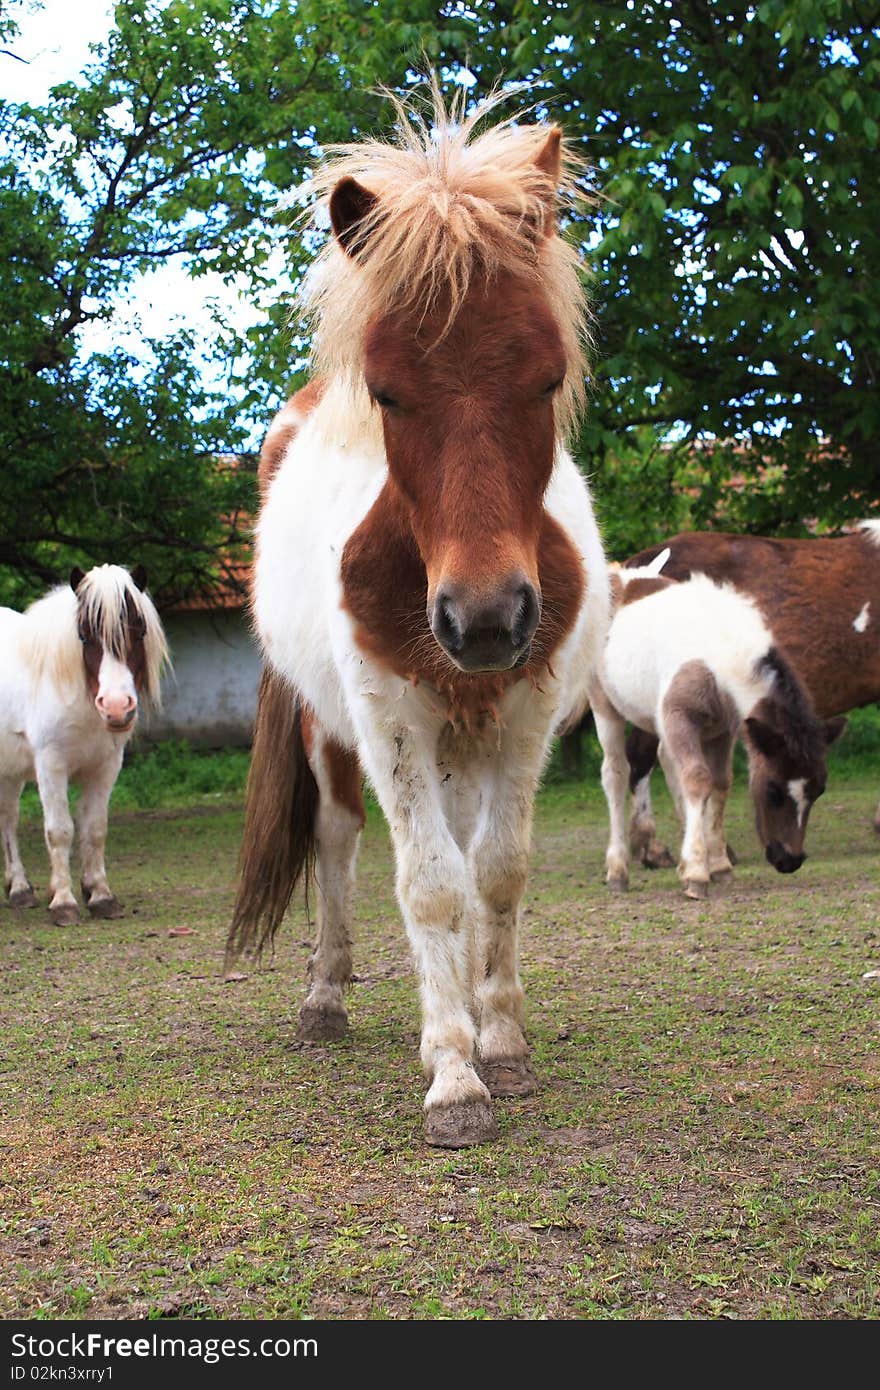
859, 519, 880, 547
19, 565, 169, 707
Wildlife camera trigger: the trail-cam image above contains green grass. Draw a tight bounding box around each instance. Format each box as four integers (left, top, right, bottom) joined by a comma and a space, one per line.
2, 744, 879, 1320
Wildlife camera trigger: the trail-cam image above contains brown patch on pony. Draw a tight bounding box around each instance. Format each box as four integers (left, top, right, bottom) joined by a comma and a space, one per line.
340, 482, 583, 723
322, 737, 366, 830
226, 667, 318, 962
624, 528, 880, 718
258, 380, 326, 498
620, 576, 676, 606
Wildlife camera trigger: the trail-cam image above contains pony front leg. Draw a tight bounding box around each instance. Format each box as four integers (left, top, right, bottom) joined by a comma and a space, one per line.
659, 718, 711, 899
357, 712, 494, 1148
35, 753, 79, 926
471, 821, 534, 1098
77, 756, 125, 918
0, 776, 37, 907
470, 686, 562, 1096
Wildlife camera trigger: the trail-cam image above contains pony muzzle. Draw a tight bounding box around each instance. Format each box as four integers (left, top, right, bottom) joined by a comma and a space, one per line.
96, 695, 137, 730
429, 575, 541, 672
765, 841, 805, 874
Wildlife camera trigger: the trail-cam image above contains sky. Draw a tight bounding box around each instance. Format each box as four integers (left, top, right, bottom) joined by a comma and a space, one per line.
3, 0, 262, 401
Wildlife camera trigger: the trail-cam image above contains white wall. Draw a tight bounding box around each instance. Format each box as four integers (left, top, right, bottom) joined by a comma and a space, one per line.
140, 609, 260, 748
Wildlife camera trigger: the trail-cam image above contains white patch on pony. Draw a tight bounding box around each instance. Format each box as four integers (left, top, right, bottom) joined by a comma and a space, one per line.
788, 777, 808, 828
646, 546, 671, 577
858, 519, 880, 547
96, 650, 138, 729
853, 601, 871, 633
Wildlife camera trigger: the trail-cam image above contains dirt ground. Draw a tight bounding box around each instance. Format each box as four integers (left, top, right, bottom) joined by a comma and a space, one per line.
1, 772, 878, 1319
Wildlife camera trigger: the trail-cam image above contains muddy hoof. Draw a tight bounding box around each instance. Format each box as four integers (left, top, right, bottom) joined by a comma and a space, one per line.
298, 1003, 349, 1042
477, 1058, 537, 1098
642, 846, 676, 870
9, 887, 38, 909
424, 1100, 498, 1149
87, 895, 124, 919
606, 874, 629, 894
683, 879, 709, 901
50, 903, 80, 927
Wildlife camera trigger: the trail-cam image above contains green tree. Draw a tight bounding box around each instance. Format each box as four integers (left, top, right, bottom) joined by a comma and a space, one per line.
0, 0, 472, 604
455, 0, 880, 551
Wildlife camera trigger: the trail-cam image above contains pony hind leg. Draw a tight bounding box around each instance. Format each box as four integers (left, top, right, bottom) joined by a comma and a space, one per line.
77, 756, 125, 918
591, 685, 632, 892
626, 726, 675, 869
0, 776, 37, 908
297, 717, 365, 1042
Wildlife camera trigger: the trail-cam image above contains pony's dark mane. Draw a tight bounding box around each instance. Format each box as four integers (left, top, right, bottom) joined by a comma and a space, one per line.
755, 646, 824, 764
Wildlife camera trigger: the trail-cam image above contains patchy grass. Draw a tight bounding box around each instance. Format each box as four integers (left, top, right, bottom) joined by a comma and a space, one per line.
1, 755, 878, 1321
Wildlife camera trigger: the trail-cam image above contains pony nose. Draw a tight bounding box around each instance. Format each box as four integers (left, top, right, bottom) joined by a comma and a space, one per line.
766, 842, 805, 874
96, 692, 137, 726
430, 577, 541, 672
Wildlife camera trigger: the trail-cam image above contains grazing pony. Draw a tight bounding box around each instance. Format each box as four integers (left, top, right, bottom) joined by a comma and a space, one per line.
591, 566, 845, 897
620, 524, 880, 867
0, 565, 168, 925
228, 88, 610, 1148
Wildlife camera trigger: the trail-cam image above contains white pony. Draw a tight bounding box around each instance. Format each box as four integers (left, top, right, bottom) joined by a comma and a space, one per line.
228, 88, 610, 1148
590, 565, 845, 898
0, 565, 168, 925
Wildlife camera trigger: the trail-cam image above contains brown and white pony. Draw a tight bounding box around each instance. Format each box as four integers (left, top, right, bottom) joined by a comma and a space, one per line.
0, 565, 168, 924
592, 563, 845, 897
620, 525, 880, 868
227, 87, 610, 1148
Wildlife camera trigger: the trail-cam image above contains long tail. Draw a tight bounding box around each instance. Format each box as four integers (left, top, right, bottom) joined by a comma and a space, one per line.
226, 665, 318, 964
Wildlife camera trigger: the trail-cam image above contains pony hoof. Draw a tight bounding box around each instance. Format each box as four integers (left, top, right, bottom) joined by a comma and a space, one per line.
477, 1058, 537, 1098
606, 874, 629, 893
424, 1100, 498, 1149
726, 843, 739, 866
642, 846, 675, 870
50, 904, 80, 927
297, 1003, 349, 1042
9, 887, 38, 909
683, 879, 709, 901
710, 868, 733, 889
87, 895, 124, 919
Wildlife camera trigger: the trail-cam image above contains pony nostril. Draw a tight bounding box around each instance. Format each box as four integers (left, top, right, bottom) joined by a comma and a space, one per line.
433, 594, 464, 654
511, 584, 541, 649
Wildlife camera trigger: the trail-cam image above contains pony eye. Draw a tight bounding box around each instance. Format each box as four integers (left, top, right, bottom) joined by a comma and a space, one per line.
370, 388, 399, 410
541, 377, 564, 398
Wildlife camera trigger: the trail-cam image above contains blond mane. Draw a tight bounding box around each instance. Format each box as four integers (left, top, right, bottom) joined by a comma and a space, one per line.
20, 565, 170, 708
300, 82, 592, 437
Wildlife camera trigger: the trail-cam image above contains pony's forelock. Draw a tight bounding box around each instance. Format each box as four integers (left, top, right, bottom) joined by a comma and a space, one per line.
21, 566, 169, 708
298, 80, 593, 437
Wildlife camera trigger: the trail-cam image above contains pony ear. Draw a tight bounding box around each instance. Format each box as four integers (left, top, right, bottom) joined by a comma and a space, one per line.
329, 176, 380, 257
744, 716, 786, 760
130, 564, 148, 592
533, 127, 563, 235
70, 566, 86, 593
823, 714, 848, 747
